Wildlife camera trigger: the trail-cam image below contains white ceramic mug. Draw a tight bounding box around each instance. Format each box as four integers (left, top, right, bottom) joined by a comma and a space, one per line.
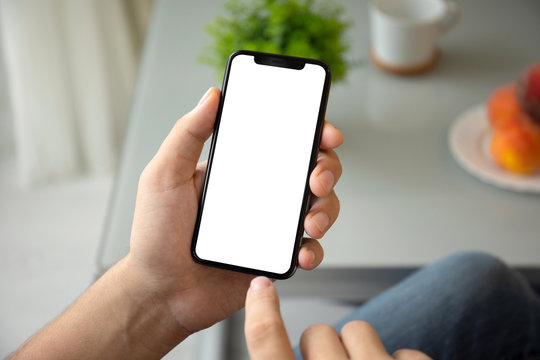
370, 0, 460, 74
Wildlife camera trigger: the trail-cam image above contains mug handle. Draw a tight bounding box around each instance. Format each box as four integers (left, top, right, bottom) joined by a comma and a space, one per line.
440, 1, 460, 35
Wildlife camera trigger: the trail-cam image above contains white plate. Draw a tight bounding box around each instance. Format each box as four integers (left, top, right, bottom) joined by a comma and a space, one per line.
448, 104, 540, 193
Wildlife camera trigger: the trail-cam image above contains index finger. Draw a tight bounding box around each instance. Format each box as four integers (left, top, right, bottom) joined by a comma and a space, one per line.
320, 121, 344, 150
244, 277, 295, 360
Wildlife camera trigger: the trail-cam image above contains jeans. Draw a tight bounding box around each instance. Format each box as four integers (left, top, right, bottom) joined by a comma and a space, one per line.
296, 252, 540, 359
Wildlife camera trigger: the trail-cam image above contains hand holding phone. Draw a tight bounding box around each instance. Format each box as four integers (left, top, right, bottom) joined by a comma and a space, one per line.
192, 51, 333, 278
126, 82, 340, 338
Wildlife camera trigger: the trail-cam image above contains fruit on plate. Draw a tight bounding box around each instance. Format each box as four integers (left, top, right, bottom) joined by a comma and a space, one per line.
517, 62, 540, 125
490, 112, 540, 175
487, 84, 522, 128
487, 62, 540, 175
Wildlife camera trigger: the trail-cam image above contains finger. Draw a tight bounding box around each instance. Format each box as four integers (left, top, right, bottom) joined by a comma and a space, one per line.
245, 277, 295, 360
304, 191, 339, 239
194, 160, 208, 195
393, 349, 433, 360
310, 149, 342, 198
298, 238, 324, 270
320, 121, 344, 150
150, 87, 220, 185
300, 324, 348, 360
340, 321, 389, 359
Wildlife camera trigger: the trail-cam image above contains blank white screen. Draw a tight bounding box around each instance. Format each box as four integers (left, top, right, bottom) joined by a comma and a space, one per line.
195, 54, 326, 275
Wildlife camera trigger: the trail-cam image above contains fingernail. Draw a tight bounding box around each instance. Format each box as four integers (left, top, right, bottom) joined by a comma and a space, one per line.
318, 170, 334, 193
311, 211, 329, 233
197, 87, 213, 106
250, 276, 272, 291
307, 250, 316, 265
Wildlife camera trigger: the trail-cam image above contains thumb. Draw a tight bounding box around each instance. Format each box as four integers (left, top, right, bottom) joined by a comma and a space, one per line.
244, 277, 295, 360
150, 87, 220, 184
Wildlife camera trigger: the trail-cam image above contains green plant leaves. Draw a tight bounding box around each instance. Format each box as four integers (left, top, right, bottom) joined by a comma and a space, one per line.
199, 0, 352, 83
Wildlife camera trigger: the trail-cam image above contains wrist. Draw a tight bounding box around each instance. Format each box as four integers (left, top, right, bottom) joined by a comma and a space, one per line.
116, 255, 191, 358
10, 255, 191, 360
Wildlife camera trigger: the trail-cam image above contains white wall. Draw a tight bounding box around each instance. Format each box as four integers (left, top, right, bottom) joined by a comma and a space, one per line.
0, 25, 14, 154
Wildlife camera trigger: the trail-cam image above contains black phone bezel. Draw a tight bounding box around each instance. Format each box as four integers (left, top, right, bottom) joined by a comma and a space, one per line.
191, 50, 332, 279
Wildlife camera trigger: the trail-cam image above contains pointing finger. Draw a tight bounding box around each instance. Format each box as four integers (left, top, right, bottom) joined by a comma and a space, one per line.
245, 277, 295, 360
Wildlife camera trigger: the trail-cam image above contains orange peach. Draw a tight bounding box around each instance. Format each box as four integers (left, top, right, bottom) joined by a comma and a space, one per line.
487, 84, 522, 129
491, 113, 540, 175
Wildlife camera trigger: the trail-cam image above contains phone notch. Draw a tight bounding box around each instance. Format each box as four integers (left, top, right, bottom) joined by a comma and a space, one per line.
254, 54, 306, 70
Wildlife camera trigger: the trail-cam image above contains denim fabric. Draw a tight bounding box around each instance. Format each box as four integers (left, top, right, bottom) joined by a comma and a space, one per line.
295, 252, 540, 360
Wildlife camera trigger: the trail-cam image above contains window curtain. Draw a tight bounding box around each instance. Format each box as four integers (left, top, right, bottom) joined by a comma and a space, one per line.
0, 0, 153, 185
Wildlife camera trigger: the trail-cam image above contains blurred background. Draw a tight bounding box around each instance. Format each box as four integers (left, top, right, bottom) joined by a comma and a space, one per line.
1, 0, 540, 359
0, 0, 153, 356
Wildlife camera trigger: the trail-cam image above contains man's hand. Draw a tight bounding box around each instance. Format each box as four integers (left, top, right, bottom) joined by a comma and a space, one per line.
124, 88, 343, 348
10, 87, 343, 360
245, 277, 432, 360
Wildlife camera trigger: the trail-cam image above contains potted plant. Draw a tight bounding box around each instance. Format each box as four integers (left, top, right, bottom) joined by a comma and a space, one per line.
200, 0, 352, 83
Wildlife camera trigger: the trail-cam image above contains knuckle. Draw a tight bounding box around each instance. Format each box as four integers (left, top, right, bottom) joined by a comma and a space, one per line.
245, 317, 284, 344
332, 190, 340, 205
327, 148, 339, 161
300, 323, 335, 346
334, 192, 341, 213
326, 149, 342, 174
341, 320, 376, 338
320, 150, 342, 181
304, 323, 335, 337
314, 241, 325, 261
331, 157, 343, 179
310, 225, 324, 239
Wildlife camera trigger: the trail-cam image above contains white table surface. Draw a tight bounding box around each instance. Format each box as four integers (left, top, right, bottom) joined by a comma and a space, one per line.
99, 0, 540, 272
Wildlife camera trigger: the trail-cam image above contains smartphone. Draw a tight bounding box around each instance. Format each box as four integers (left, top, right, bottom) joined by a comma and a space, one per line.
191, 50, 331, 279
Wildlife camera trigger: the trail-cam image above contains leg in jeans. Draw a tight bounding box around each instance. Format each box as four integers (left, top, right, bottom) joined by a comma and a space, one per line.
296, 252, 540, 359
337, 252, 540, 360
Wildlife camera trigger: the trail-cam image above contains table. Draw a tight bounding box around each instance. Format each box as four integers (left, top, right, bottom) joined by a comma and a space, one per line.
98, 0, 540, 279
